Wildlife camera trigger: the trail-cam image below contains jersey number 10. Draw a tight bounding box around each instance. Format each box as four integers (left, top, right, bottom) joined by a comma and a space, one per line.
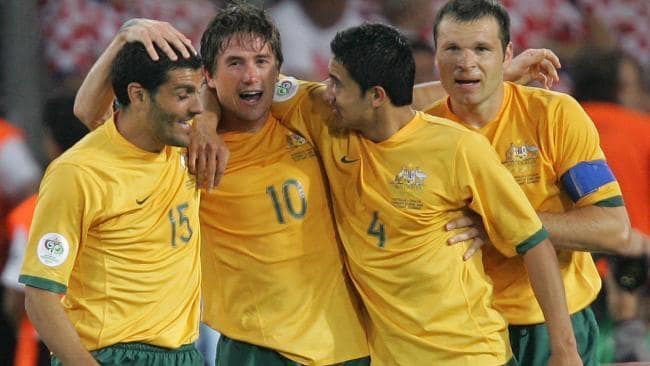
266, 179, 307, 224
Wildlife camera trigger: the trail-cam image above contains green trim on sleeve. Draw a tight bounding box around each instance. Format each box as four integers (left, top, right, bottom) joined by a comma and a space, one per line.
19, 275, 67, 294
515, 228, 549, 255
594, 195, 624, 207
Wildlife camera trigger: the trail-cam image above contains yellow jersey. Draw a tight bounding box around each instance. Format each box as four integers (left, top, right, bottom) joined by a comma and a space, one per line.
199, 115, 368, 365
272, 78, 548, 365
426, 82, 623, 324
19, 116, 201, 350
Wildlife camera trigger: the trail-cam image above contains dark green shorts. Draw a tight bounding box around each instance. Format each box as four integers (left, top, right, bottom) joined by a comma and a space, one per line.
215, 335, 370, 366
51, 342, 203, 366
508, 306, 599, 366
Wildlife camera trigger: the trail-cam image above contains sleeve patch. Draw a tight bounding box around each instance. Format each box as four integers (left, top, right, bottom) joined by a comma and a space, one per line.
36, 233, 70, 267
560, 160, 616, 202
273, 76, 299, 102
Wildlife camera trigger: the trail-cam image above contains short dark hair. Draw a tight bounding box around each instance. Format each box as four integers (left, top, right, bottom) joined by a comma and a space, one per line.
330, 23, 414, 106
43, 96, 89, 151
200, 1, 283, 75
433, 0, 510, 52
111, 42, 202, 107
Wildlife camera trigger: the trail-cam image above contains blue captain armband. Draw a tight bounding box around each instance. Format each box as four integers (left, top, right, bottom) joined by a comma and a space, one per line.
560, 160, 616, 202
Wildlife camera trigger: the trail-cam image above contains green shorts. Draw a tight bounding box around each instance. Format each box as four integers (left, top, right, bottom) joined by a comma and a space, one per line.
215, 335, 370, 366
508, 306, 599, 366
51, 342, 203, 366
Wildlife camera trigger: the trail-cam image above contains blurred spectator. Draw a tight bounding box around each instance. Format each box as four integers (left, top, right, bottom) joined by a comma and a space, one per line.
0, 117, 41, 365
269, 0, 366, 81
572, 47, 650, 363
377, 0, 437, 44
2, 96, 88, 366
409, 38, 436, 84
39, 0, 218, 91
578, 0, 650, 66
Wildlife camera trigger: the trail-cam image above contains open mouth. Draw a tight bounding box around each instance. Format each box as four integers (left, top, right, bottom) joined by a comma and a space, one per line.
455, 79, 480, 86
239, 91, 263, 103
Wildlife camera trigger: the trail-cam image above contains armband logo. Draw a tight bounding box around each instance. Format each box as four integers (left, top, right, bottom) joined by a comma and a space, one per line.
36, 233, 70, 267
274, 77, 299, 102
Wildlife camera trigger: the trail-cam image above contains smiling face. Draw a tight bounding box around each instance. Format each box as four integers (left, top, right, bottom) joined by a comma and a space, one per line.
324, 59, 374, 132
205, 33, 279, 132
146, 68, 204, 148
434, 15, 512, 117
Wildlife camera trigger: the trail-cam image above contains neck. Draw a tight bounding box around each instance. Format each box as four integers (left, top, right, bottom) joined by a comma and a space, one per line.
449, 83, 505, 129
115, 109, 164, 153
362, 105, 416, 143
217, 110, 270, 133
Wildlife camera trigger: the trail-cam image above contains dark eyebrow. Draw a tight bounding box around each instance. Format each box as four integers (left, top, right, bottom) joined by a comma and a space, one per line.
174, 84, 197, 93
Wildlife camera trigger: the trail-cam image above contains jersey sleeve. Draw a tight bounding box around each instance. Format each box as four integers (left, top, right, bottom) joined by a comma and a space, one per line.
271, 76, 334, 148
453, 132, 548, 257
549, 95, 622, 207
19, 163, 99, 294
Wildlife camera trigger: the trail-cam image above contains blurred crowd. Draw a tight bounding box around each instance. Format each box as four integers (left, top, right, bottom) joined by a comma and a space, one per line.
0, 0, 648, 365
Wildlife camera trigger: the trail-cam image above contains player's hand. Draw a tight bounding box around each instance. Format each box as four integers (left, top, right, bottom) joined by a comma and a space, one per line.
118, 18, 197, 61
446, 211, 489, 261
187, 110, 229, 191
505, 48, 561, 89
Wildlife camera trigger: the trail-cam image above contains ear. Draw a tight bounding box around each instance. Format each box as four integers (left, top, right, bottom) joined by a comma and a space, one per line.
369, 86, 388, 108
127, 82, 146, 106
503, 41, 514, 67
203, 66, 217, 89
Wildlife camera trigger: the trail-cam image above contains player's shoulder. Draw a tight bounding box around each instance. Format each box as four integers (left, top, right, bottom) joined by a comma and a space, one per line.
510, 82, 580, 111
419, 111, 475, 138
274, 75, 325, 103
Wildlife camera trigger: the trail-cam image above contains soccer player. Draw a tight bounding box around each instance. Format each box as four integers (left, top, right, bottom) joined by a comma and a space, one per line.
268, 23, 580, 365
425, 1, 646, 365
20, 43, 205, 365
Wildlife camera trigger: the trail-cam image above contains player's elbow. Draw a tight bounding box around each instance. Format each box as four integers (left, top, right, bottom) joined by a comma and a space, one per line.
601, 206, 632, 254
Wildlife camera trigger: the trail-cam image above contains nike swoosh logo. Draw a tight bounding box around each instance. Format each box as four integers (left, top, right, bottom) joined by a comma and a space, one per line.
340, 156, 359, 164
136, 194, 152, 205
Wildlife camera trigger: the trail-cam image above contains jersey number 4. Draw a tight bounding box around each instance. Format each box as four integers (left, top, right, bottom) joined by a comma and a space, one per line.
266, 179, 307, 224
368, 211, 386, 248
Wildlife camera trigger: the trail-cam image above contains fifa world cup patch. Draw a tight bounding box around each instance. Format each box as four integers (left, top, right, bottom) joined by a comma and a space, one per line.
274, 76, 299, 102
36, 233, 70, 267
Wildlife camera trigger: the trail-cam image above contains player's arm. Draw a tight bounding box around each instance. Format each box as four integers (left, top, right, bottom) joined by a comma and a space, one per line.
412, 48, 561, 110
25, 286, 98, 365
521, 240, 581, 365
74, 18, 196, 129
541, 95, 647, 256
187, 85, 229, 190
539, 206, 649, 256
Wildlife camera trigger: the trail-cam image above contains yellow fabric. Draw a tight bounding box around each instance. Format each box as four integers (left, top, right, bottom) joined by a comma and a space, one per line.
272, 79, 547, 365
425, 82, 622, 324
199, 115, 368, 365
20, 117, 201, 350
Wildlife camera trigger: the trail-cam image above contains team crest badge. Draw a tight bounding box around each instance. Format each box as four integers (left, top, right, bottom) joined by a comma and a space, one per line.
37, 233, 70, 267
274, 77, 299, 102
286, 133, 307, 148
391, 166, 428, 190
505, 143, 539, 162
